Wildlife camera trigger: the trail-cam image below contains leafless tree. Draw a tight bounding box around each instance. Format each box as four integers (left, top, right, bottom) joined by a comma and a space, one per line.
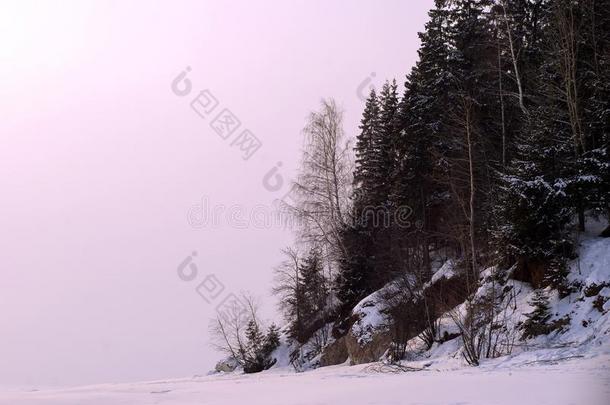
381, 275, 428, 361
499, 0, 528, 116
450, 268, 519, 366
553, 1, 586, 158
284, 99, 353, 268
209, 292, 262, 368
438, 91, 483, 291
272, 246, 303, 339
450, 300, 486, 366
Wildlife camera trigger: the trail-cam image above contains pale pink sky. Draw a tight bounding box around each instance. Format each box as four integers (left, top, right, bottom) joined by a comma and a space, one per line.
0, 0, 432, 387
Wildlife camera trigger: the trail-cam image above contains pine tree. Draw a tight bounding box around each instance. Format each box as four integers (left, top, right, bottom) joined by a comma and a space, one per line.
391, 0, 453, 275
261, 324, 280, 371
492, 0, 603, 281
335, 223, 374, 317
436, 0, 497, 280
245, 320, 263, 350
326, 0, 609, 361
493, 111, 574, 280
373, 79, 400, 205
298, 248, 328, 320
242, 320, 281, 373
354, 81, 400, 209
243, 320, 265, 373
521, 289, 552, 339
262, 323, 281, 357
353, 89, 381, 209
338, 83, 395, 315
544, 258, 571, 298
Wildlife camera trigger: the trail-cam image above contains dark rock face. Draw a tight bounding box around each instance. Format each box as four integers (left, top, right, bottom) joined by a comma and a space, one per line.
319, 336, 349, 366
425, 272, 469, 317
344, 327, 393, 365
514, 258, 546, 288
321, 260, 470, 366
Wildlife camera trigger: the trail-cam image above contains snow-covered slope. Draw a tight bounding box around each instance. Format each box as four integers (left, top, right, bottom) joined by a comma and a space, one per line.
395, 218, 610, 372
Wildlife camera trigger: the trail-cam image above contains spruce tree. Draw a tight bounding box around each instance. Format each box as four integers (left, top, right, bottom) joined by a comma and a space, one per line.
335, 223, 374, 317
493, 0, 577, 283
244, 320, 265, 373
521, 289, 552, 339
373, 79, 399, 206
298, 248, 328, 318
391, 0, 453, 275
353, 89, 381, 209
242, 321, 281, 373
261, 323, 280, 369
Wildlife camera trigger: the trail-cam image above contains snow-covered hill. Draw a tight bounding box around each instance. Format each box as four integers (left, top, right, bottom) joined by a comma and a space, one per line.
323, 218, 610, 371
392, 220, 610, 370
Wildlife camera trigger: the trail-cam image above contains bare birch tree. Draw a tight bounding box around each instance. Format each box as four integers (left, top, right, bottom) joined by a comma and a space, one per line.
272, 247, 303, 340
500, 0, 528, 116
284, 98, 353, 265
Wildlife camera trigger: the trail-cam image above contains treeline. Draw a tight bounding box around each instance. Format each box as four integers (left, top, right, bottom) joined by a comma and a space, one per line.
339, 0, 610, 312
216, 0, 610, 371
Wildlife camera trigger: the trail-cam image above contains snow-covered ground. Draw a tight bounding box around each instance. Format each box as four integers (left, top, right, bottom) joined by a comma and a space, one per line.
0, 354, 608, 405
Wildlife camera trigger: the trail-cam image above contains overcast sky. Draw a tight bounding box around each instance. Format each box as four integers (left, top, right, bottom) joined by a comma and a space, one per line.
0, 0, 432, 388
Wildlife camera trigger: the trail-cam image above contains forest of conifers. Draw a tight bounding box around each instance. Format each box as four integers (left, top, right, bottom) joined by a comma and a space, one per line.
212, 0, 609, 372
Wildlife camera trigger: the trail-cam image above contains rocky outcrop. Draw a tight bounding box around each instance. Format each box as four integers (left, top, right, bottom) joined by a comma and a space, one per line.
319, 260, 468, 367
214, 357, 239, 373
319, 336, 348, 366
345, 327, 392, 365
514, 257, 547, 288
341, 260, 467, 366
343, 289, 393, 365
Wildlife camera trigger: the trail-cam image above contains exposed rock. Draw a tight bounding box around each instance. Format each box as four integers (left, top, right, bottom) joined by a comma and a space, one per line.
514, 257, 547, 288
344, 290, 393, 365
424, 266, 468, 317
345, 327, 392, 365
214, 357, 239, 373
319, 336, 348, 366
338, 260, 469, 365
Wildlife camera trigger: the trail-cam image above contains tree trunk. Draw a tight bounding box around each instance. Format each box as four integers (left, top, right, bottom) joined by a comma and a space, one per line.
502, 1, 527, 116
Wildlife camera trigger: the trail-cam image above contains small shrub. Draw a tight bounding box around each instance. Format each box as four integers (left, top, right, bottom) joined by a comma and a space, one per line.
592, 295, 609, 313
549, 315, 571, 334
584, 282, 609, 297
544, 259, 571, 298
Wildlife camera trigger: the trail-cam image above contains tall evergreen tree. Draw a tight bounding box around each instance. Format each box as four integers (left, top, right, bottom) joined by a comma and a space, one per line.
353, 89, 381, 209
298, 248, 329, 323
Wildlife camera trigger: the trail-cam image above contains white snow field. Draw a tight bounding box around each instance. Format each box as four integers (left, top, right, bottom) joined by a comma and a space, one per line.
1, 354, 609, 405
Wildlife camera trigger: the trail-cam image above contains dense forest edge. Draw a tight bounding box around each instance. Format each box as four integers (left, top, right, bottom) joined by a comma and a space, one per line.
210, 0, 610, 374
